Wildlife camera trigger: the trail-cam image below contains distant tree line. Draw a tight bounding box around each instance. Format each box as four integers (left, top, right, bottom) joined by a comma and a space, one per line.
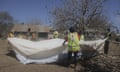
0, 11, 14, 39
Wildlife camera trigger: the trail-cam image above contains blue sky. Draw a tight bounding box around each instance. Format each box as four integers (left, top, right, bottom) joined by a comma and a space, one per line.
0, 0, 63, 25
104, 0, 120, 28
0, 0, 120, 29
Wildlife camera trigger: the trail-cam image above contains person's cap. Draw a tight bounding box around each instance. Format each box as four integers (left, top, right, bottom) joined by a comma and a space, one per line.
69, 27, 75, 33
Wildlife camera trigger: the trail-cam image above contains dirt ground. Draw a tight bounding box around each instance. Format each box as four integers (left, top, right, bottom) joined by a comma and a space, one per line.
0, 40, 120, 72
0, 40, 75, 72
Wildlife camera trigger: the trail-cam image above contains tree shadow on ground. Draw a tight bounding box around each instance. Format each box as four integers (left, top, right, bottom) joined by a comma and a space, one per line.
55, 45, 108, 72
75, 46, 110, 72
77, 58, 110, 72
55, 48, 100, 68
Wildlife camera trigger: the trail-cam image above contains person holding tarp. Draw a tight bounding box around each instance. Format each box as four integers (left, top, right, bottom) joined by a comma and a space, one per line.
27, 28, 31, 40
53, 30, 59, 38
79, 31, 85, 41
8, 32, 14, 38
104, 28, 111, 54
32, 32, 37, 41
63, 27, 80, 68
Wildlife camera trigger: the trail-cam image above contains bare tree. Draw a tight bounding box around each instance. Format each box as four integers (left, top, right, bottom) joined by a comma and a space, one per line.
0, 11, 14, 38
52, 0, 109, 33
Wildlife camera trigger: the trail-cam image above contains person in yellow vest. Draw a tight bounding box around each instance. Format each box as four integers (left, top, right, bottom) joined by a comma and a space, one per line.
80, 32, 85, 41
8, 32, 14, 38
63, 27, 80, 67
53, 30, 59, 38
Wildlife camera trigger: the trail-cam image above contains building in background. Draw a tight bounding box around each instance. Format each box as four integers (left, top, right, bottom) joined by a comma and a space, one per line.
11, 24, 51, 39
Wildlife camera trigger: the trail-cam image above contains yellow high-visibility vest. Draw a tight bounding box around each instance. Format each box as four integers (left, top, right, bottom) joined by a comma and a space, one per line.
67, 32, 80, 52
9, 33, 14, 38
81, 34, 84, 41
53, 31, 58, 38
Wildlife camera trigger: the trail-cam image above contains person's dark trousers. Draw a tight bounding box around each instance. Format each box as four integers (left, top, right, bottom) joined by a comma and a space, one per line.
104, 40, 109, 54
67, 51, 72, 66
67, 51, 78, 66
73, 51, 78, 66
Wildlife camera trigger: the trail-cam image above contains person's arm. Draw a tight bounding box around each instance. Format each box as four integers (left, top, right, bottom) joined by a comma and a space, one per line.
77, 33, 80, 41
63, 36, 68, 46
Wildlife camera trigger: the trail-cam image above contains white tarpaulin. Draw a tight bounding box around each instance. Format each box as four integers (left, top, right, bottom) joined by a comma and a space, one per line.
8, 38, 107, 64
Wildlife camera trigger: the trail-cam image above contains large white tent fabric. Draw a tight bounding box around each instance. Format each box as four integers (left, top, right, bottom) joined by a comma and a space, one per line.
8, 38, 107, 64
